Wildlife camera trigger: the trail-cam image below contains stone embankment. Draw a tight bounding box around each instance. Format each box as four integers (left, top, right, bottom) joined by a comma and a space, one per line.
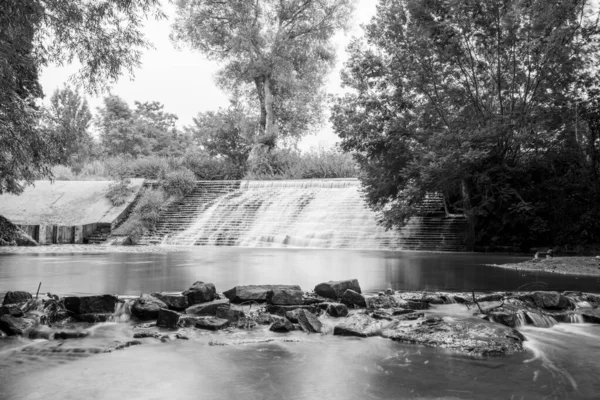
2, 280, 599, 357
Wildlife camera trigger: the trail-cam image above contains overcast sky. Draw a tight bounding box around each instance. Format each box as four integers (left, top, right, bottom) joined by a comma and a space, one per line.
39, 0, 377, 149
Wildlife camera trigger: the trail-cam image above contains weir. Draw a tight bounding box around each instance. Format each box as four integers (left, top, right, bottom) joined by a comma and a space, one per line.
140, 179, 466, 250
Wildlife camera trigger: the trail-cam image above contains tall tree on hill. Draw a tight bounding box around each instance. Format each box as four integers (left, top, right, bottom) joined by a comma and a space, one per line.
332, 0, 600, 248
171, 0, 355, 148
0, 0, 163, 194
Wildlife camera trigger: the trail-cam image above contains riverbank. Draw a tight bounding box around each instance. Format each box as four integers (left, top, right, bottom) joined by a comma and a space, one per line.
492, 256, 600, 277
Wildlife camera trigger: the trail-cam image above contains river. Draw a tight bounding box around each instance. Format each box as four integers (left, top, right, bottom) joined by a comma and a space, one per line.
1, 246, 599, 399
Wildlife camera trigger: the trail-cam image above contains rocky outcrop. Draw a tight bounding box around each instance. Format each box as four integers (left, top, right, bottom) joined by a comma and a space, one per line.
267, 288, 304, 305
186, 298, 230, 316
3, 291, 33, 305
341, 289, 366, 307
381, 317, 525, 356
333, 313, 382, 337
151, 292, 189, 311
183, 282, 217, 305
296, 309, 322, 333
223, 285, 302, 303
63, 295, 118, 315
157, 308, 180, 328
314, 279, 361, 300
131, 295, 167, 320
520, 292, 573, 310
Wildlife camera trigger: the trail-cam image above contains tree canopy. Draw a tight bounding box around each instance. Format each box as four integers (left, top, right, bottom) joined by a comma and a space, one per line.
171, 0, 355, 145
0, 0, 163, 194
332, 0, 600, 249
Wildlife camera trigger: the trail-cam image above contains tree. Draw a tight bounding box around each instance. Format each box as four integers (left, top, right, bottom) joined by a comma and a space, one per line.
41, 85, 94, 166
0, 0, 163, 194
186, 106, 255, 168
332, 0, 600, 249
171, 0, 355, 146
97, 95, 193, 157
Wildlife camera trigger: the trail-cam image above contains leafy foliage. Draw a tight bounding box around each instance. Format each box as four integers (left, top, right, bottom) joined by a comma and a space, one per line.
172, 0, 355, 144
161, 167, 197, 198
106, 178, 133, 206
332, 0, 600, 249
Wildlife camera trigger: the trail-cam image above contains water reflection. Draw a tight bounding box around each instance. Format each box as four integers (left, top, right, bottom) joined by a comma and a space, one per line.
1, 248, 599, 296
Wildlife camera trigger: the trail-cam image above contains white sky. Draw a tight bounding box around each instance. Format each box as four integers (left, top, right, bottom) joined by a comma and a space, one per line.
39, 0, 377, 150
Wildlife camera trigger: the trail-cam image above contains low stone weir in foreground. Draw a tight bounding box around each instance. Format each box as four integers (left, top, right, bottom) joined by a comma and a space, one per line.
140, 180, 466, 251
2, 280, 599, 358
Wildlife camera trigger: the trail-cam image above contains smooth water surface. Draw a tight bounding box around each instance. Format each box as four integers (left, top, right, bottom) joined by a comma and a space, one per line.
1, 247, 600, 400
1, 247, 599, 297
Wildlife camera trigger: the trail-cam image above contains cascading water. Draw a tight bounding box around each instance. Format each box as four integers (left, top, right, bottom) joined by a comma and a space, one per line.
141, 179, 466, 250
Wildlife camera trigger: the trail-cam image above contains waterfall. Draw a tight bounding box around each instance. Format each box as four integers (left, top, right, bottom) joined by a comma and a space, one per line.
141, 179, 466, 250
109, 300, 132, 323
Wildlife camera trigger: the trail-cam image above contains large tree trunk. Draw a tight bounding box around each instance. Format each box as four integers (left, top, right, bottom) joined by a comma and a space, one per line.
461, 179, 476, 251
253, 75, 277, 147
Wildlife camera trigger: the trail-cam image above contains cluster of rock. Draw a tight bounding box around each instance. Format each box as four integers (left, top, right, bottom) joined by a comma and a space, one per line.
2, 279, 599, 357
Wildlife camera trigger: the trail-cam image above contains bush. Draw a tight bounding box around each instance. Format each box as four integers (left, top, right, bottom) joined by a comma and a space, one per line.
183, 153, 245, 180
106, 179, 133, 206
105, 156, 134, 180
129, 156, 170, 179
134, 188, 167, 226
78, 160, 108, 179
161, 167, 197, 198
244, 147, 357, 179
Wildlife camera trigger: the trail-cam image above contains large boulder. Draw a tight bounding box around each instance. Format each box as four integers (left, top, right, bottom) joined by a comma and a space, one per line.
341, 289, 367, 307
215, 307, 245, 323
333, 313, 382, 337
381, 317, 525, 356
183, 282, 217, 306
131, 295, 167, 320
151, 292, 189, 311
185, 298, 230, 316
2, 291, 32, 306
63, 295, 118, 315
0, 315, 36, 336
267, 288, 304, 305
156, 308, 181, 329
266, 304, 314, 316
314, 279, 361, 300
522, 292, 573, 310
223, 285, 301, 304
296, 309, 322, 333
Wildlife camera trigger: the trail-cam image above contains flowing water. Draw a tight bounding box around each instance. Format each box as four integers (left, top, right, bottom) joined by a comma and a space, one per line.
1, 247, 600, 399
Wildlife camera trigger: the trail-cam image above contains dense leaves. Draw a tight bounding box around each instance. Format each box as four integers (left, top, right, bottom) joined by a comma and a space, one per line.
332, 0, 600, 249
172, 0, 355, 144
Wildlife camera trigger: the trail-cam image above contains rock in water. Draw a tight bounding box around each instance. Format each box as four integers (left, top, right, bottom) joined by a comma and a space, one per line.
296, 309, 322, 333
0, 304, 24, 318
63, 295, 118, 314
267, 288, 304, 305
2, 291, 32, 306
333, 314, 383, 337
151, 293, 189, 311
215, 307, 245, 322
522, 292, 573, 310
185, 299, 230, 316
381, 317, 525, 356
270, 318, 295, 333
183, 282, 217, 305
131, 295, 167, 320
223, 285, 301, 303
0, 315, 36, 336
341, 289, 367, 307
314, 279, 361, 300
326, 303, 349, 318
157, 308, 181, 329
195, 317, 230, 331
